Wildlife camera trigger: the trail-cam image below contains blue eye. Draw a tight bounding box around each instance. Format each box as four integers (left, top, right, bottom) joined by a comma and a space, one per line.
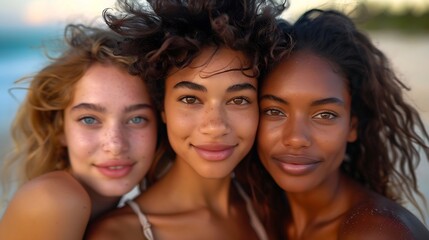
129, 116, 146, 124
80, 116, 98, 125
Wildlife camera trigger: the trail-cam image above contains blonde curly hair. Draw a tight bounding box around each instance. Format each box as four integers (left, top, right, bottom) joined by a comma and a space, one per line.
1, 24, 138, 207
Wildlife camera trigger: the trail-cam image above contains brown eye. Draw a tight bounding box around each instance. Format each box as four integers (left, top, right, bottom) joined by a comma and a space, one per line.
264, 109, 285, 116
228, 97, 250, 105
180, 96, 199, 104
314, 112, 337, 120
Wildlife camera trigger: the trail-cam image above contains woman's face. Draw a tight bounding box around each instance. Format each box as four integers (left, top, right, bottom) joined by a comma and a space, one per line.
62, 63, 157, 197
257, 51, 357, 193
162, 47, 258, 178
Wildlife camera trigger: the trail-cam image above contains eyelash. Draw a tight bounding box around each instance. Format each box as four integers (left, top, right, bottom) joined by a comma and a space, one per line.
127, 116, 148, 125
227, 96, 251, 105
77, 115, 148, 126
79, 116, 99, 125
313, 111, 338, 120
263, 108, 285, 116
178, 96, 251, 105
179, 96, 200, 104
262, 109, 338, 120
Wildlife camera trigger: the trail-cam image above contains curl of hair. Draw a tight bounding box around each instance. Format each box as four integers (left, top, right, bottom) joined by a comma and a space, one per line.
103, 0, 290, 110
250, 9, 429, 233
0, 24, 140, 207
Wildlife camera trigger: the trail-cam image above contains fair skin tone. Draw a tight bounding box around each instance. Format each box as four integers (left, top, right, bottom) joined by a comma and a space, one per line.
0, 63, 157, 240
86, 47, 261, 240
258, 51, 427, 240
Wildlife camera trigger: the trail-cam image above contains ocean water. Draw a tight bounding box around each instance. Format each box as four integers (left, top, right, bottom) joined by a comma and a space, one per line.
0, 27, 63, 149
0, 29, 428, 224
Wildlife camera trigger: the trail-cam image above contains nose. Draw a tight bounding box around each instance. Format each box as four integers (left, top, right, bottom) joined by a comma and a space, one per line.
102, 124, 129, 155
199, 104, 231, 137
281, 115, 311, 149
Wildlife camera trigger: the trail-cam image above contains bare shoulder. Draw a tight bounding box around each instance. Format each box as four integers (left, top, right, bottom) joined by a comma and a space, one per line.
0, 171, 91, 240
18, 170, 90, 209
86, 204, 144, 240
339, 194, 429, 240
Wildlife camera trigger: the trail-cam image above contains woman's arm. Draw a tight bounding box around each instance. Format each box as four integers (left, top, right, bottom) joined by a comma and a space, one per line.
0, 171, 91, 240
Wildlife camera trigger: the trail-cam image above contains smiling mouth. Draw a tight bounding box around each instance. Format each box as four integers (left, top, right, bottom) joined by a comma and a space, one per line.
192, 144, 237, 161
94, 162, 135, 178
272, 155, 321, 176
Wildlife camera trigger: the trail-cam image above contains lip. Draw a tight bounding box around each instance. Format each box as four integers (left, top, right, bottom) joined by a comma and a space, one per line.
192, 143, 237, 161
272, 154, 321, 176
94, 160, 136, 178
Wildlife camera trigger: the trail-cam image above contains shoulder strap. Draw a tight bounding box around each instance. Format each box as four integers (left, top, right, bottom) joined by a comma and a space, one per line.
126, 200, 155, 240
234, 180, 269, 240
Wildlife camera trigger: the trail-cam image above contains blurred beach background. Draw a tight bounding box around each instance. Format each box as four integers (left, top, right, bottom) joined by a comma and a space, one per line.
0, 0, 428, 224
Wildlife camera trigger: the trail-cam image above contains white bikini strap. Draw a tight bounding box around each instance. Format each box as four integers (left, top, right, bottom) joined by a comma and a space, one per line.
126, 200, 155, 240
234, 181, 269, 240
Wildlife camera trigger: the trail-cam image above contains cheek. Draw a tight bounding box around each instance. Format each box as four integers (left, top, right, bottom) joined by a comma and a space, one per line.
257, 118, 280, 145
133, 128, 158, 155
165, 111, 195, 139
230, 107, 259, 135
65, 132, 97, 166
315, 130, 348, 162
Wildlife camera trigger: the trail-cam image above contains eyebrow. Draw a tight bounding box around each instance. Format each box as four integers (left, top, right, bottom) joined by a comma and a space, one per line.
173, 81, 256, 92
260, 94, 344, 106
311, 97, 344, 106
259, 94, 287, 104
227, 83, 256, 92
173, 81, 207, 92
71, 103, 153, 113
71, 103, 106, 113
124, 103, 154, 112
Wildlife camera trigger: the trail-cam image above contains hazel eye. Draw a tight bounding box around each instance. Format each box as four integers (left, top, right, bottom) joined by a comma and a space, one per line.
314, 112, 337, 120
179, 96, 199, 104
264, 109, 285, 116
79, 116, 98, 125
228, 97, 250, 105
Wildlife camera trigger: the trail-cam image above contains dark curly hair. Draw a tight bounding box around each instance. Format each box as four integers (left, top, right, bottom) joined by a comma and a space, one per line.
103, 0, 290, 110
248, 9, 429, 238
103, 0, 291, 185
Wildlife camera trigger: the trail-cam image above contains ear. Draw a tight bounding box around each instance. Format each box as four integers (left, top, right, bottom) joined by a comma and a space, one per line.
347, 116, 358, 142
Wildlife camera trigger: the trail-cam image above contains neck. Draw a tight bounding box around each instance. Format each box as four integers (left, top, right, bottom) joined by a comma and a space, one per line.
285, 171, 350, 237
157, 158, 235, 216
84, 185, 120, 221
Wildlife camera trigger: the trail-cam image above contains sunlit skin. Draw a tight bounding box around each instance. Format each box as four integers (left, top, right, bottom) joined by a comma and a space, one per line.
85, 47, 261, 240
0, 62, 159, 240
162, 47, 259, 179
258, 51, 361, 239
258, 51, 357, 194
62, 63, 158, 199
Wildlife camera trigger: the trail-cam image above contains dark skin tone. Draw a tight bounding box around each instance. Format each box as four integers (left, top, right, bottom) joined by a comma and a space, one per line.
257, 51, 429, 240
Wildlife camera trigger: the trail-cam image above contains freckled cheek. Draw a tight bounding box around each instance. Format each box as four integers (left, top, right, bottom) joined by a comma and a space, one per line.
166, 111, 197, 136
131, 129, 158, 155
64, 129, 99, 164
230, 109, 259, 134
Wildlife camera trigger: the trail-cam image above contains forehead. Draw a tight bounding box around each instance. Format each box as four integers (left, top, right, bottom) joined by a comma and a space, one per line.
71, 63, 149, 102
262, 51, 349, 98
169, 47, 253, 79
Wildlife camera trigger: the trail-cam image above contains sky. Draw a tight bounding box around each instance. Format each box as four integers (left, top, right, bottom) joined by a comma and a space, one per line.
0, 0, 428, 29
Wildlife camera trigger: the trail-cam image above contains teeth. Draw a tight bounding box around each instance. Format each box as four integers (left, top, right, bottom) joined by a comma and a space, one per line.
108, 166, 124, 170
